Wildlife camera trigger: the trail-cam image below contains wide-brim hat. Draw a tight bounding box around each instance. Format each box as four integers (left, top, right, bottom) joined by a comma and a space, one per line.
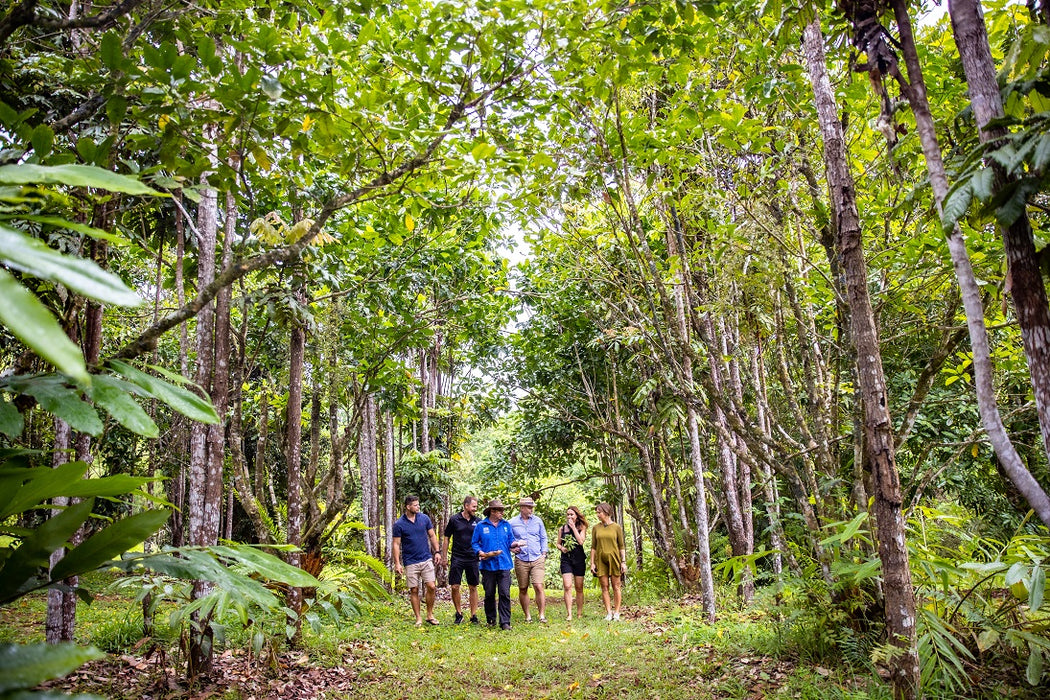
483, 499, 506, 516
517, 496, 536, 508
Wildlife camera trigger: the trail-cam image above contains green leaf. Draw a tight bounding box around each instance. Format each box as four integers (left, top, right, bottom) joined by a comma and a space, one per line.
1029, 565, 1046, 611
0, 461, 88, 520
51, 509, 171, 580
0, 225, 142, 307
106, 95, 128, 127
0, 642, 105, 693
0, 499, 95, 604
0, 270, 89, 385
0, 163, 161, 195
1027, 644, 1044, 686
6, 215, 130, 246
970, 167, 995, 202
0, 461, 151, 519
100, 31, 123, 70
941, 181, 973, 234
107, 360, 219, 424
0, 397, 22, 438
85, 375, 158, 437
1006, 561, 1028, 587
261, 74, 284, 100
15, 378, 101, 436
210, 545, 322, 588
30, 124, 54, 157
1033, 133, 1050, 172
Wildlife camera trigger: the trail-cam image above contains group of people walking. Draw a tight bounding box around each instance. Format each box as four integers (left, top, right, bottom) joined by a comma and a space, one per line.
391, 494, 627, 629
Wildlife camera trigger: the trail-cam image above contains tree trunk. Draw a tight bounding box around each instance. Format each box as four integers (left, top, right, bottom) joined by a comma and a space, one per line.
419, 348, 430, 453
358, 392, 379, 558
187, 164, 224, 677
45, 418, 74, 643
384, 410, 395, 568
803, 17, 919, 699
285, 294, 306, 639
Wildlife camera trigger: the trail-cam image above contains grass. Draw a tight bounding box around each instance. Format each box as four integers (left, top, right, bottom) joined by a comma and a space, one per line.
3, 575, 1045, 699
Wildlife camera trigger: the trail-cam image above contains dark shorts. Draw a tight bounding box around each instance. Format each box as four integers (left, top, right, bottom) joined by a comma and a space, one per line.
448, 557, 479, 586
560, 555, 586, 577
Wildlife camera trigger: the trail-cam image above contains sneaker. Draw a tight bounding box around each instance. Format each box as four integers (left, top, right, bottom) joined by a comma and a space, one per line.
613, 612, 621, 621
604, 613, 613, 621
454, 612, 464, 624
470, 615, 479, 624
500, 623, 512, 630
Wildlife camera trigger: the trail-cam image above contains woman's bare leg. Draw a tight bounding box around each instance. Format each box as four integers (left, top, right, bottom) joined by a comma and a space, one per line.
562, 572, 574, 619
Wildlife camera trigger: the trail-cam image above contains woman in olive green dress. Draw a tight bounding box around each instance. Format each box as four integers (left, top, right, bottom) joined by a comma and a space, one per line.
589, 502, 626, 621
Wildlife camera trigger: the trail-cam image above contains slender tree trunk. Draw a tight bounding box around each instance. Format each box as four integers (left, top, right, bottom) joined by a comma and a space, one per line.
358, 392, 379, 558
384, 410, 395, 568
170, 198, 188, 548
45, 418, 74, 643
285, 296, 306, 639
419, 348, 430, 453
804, 18, 919, 699
187, 157, 223, 676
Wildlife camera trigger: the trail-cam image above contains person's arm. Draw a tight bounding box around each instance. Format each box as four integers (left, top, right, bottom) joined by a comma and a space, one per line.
555, 526, 567, 553
472, 524, 486, 559
442, 520, 454, 561
392, 537, 403, 576
589, 528, 597, 572
539, 517, 548, 556
618, 525, 627, 574
571, 523, 585, 546
428, 526, 442, 566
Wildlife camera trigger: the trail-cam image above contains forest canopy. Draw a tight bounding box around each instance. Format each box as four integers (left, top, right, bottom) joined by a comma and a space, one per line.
2, 1, 1050, 698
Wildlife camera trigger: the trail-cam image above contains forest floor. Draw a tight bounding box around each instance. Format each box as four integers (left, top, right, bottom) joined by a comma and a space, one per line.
2, 580, 1043, 699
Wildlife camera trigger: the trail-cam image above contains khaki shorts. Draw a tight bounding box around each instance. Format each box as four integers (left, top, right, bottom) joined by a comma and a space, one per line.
405, 559, 436, 589
514, 556, 546, 589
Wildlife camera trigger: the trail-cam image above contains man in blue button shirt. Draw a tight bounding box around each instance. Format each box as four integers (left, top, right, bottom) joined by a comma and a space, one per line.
471, 499, 516, 630
509, 496, 548, 623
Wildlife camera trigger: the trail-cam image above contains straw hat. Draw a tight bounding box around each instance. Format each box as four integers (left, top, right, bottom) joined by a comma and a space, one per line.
517, 496, 536, 508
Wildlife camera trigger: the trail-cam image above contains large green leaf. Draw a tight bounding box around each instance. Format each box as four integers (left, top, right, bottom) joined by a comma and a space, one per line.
9, 215, 131, 246
0, 643, 105, 693
0, 461, 151, 521
107, 360, 219, 424
0, 462, 87, 521
0, 499, 95, 604
0, 270, 89, 385
51, 509, 171, 580
211, 545, 322, 588
0, 225, 142, 307
85, 375, 158, 437
0, 397, 23, 438
0, 163, 160, 195
12, 377, 102, 436
116, 549, 279, 609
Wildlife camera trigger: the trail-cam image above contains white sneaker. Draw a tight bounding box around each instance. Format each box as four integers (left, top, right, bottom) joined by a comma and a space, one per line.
604, 613, 613, 621
613, 612, 621, 621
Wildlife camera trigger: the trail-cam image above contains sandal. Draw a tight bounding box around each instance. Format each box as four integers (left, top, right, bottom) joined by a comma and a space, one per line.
426, 618, 440, 625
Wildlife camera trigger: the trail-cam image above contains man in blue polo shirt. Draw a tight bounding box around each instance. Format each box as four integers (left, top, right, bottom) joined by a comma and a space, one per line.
392, 495, 442, 626
471, 499, 516, 630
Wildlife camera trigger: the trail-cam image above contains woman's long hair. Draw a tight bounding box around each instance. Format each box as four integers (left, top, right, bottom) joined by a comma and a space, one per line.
566, 505, 589, 531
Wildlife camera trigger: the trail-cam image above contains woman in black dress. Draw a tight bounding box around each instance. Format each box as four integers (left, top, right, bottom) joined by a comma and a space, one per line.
555, 506, 588, 620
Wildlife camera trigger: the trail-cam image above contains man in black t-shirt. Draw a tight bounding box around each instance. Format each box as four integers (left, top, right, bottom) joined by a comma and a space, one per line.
442, 495, 480, 624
